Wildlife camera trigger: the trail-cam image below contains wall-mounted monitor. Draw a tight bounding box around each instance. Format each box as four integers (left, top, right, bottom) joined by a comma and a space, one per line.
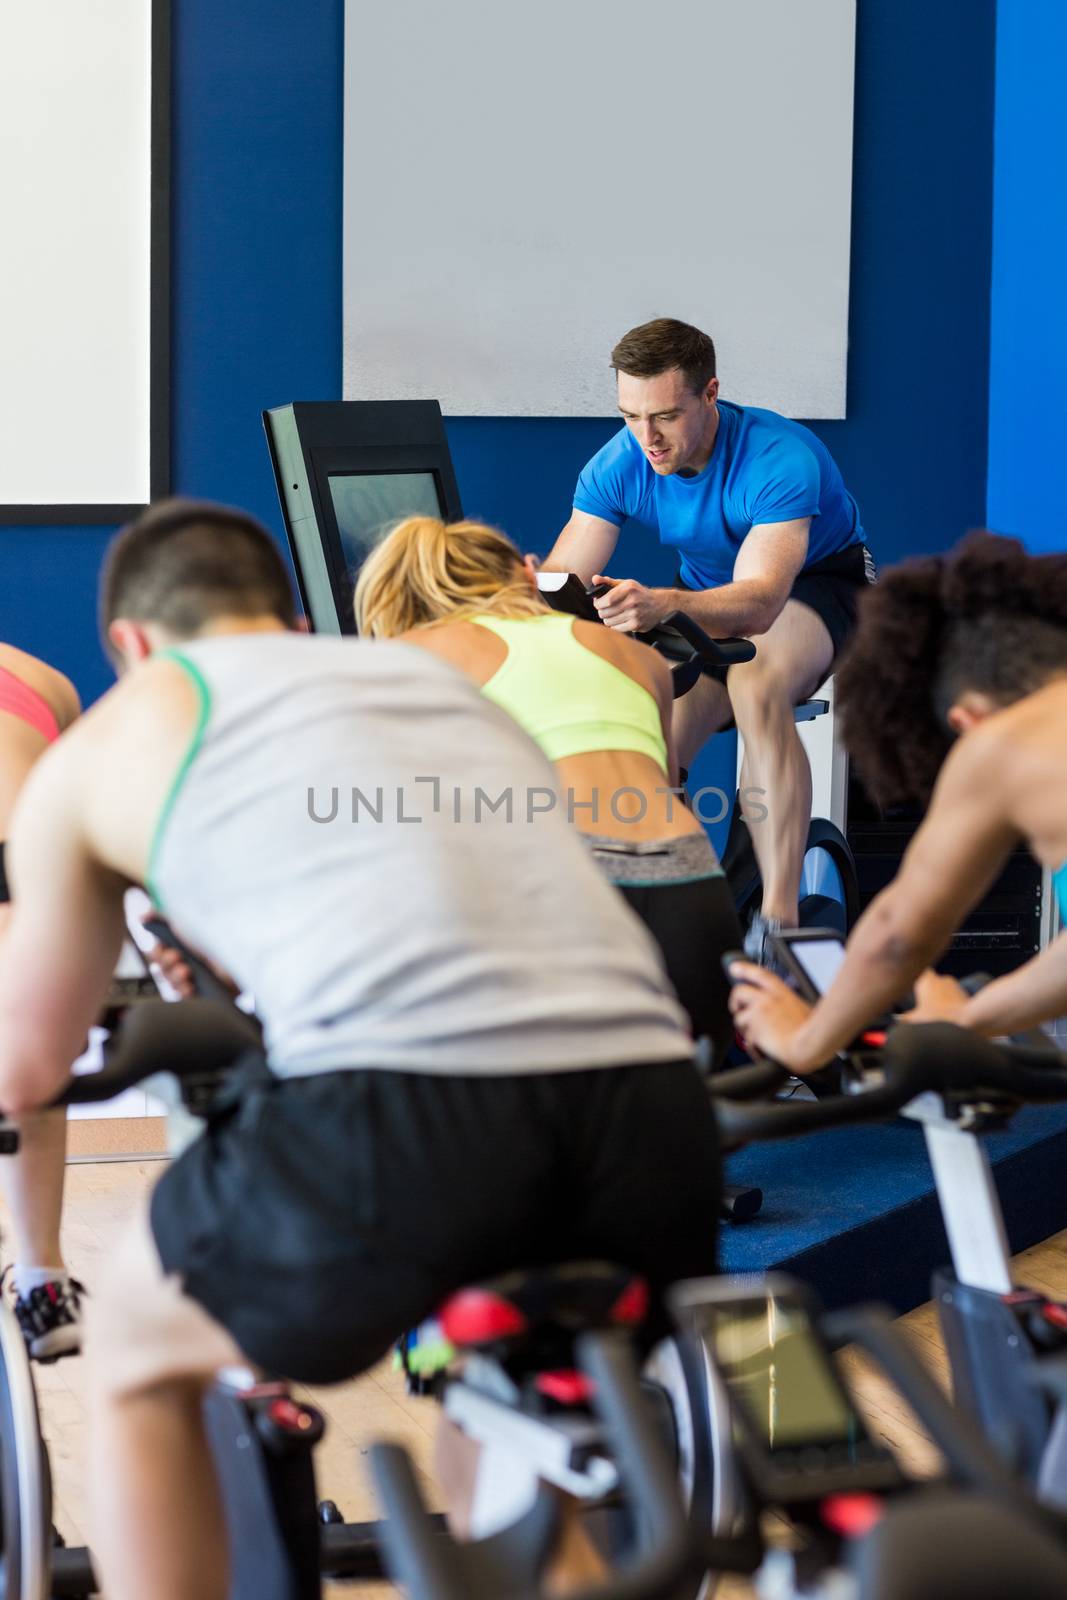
263, 400, 463, 633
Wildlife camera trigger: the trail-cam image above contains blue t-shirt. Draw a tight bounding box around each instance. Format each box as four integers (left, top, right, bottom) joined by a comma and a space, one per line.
573, 401, 864, 589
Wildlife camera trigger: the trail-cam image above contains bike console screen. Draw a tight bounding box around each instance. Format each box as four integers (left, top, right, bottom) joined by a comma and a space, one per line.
772, 930, 847, 1004
711, 1297, 862, 1452
327, 470, 442, 580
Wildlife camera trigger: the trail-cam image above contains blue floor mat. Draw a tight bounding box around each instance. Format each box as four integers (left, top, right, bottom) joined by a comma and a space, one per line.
719, 1104, 1067, 1312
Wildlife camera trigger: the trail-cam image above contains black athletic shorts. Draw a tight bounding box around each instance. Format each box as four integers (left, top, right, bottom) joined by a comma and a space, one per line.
678, 540, 876, 659
618, 876, 742, 1068
151, 1057, 721, 1383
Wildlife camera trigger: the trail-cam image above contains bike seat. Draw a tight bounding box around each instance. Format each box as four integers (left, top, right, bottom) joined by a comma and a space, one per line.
438, 1262, 648, 1354
794, 697, 830, 723
712, 694, 831, 738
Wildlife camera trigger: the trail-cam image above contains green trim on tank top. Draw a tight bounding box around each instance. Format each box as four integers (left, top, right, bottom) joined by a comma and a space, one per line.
145, 649, 213, 909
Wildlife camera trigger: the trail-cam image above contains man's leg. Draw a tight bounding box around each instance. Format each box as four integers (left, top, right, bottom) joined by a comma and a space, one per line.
727, 601, 833, 926
670, 672, 733, 773
84, 1199, 245, 1600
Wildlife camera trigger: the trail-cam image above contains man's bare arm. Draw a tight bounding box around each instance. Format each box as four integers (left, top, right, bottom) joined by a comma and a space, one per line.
542, 510, 620, 583
592, 520, 811, 636
785, 731, 1020, 1069
0, 736, 128, 1111
669, 520, 809, 634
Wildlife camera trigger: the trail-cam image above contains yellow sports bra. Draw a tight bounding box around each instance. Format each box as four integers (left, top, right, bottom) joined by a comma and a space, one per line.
472, 613, 668, 771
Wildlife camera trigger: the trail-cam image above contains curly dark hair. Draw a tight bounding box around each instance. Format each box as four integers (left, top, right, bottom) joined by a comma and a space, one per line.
836, 531, 1067, 809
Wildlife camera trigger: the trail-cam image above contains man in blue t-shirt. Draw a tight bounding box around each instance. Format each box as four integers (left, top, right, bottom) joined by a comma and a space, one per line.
544, 318, 874, 961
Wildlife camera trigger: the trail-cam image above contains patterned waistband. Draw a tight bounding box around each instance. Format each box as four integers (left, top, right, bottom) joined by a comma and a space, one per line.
583, 830, 723, 886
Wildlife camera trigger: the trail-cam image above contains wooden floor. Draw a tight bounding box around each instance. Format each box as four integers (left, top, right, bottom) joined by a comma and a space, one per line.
8, 1160, 1067, 1596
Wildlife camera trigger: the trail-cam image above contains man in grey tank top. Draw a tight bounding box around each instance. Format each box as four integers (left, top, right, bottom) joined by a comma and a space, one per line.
0, 500, 720, 1600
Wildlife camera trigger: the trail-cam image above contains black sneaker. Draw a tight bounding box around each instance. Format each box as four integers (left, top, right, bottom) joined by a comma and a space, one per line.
11, 1277, 84, 1362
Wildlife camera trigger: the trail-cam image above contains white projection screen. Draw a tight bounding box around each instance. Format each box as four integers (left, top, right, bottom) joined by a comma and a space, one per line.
344, 0, 855, 418
0, 0, 167, 521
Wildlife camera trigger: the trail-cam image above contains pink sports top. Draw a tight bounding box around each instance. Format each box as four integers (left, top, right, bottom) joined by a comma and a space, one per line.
0, 665, 60, 745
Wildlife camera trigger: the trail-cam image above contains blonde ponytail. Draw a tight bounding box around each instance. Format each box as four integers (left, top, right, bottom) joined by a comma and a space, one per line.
354, 517, 546, 638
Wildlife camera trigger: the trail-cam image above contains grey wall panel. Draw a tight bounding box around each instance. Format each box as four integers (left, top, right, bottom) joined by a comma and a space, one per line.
344, 0, 855, 418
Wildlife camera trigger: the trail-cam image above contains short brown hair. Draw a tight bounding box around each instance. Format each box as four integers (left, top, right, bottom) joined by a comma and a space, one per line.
100, 498, 296, 643
610, 318, 717, 394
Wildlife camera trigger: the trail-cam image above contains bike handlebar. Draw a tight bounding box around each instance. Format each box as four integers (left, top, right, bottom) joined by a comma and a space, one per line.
53, 998, 260, 1109
827, 1305, 1067, 1542
708, 1058, 790, 1102
714, 1023, 1067, 1149
536, 572, 755, 693
644, 610, 756, 672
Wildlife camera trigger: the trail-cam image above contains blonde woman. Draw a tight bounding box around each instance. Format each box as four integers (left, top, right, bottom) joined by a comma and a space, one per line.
0, 642, 82, 1356
355, 517, 743, 1063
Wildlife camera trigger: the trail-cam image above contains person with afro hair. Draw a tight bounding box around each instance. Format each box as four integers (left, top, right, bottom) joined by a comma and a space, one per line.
728, 530, 1067, 1071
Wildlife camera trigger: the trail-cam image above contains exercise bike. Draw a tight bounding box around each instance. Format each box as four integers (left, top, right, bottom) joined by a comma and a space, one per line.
0, 998, 743, 1600
375, 1264, 718, 1600
668, 1270, 1067, 1600
538, 573, 860, 937
0, 995, 262, 1600
711, 1010, 1067, 1511
374, 1052, 1067, 1600
370, 1268, 1067, 1600
0, 997, 419, 1600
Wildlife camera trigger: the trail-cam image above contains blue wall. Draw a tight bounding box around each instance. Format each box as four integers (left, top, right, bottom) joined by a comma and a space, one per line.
809, 0, 995, 564
0, 0, 995, 722
987, 0, 1067, 551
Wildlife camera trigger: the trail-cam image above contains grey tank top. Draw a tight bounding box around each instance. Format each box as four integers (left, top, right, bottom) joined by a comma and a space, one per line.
149, 634, 690, 1078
